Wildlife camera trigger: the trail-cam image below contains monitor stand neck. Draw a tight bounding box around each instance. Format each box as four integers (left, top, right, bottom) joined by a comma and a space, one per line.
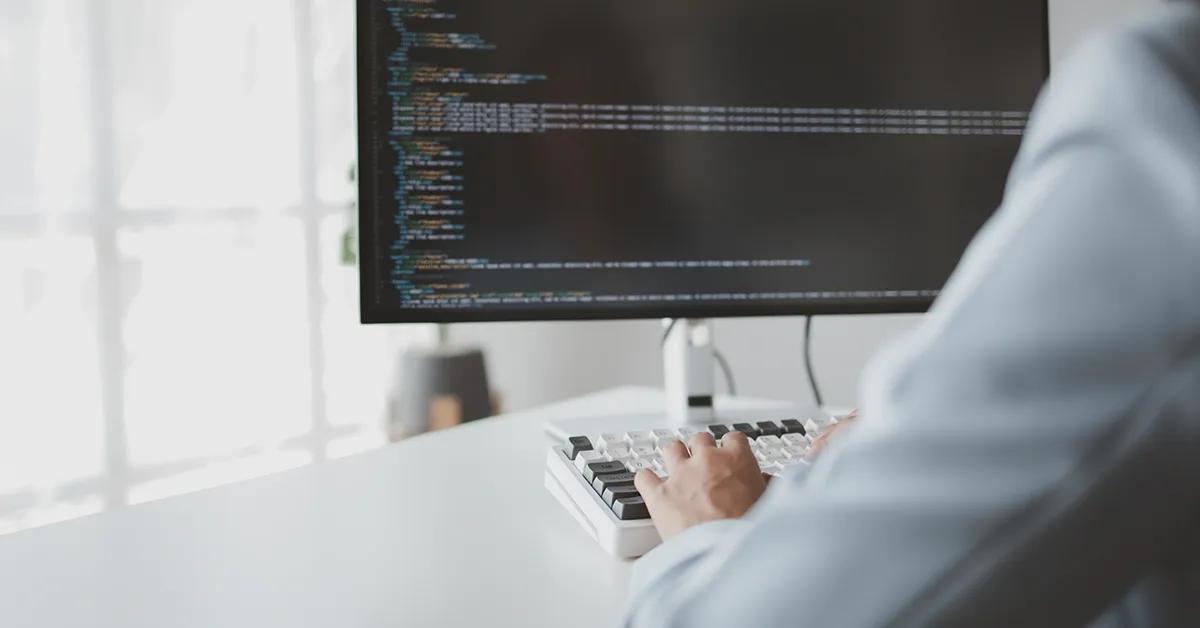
540, 320, 816, 442
662, 319, 717, 426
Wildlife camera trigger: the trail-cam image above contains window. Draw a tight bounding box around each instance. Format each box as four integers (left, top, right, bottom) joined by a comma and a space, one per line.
0, 0, 421, 535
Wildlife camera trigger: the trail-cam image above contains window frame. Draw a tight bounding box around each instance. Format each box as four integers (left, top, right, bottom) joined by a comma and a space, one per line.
0, 0, 370, 524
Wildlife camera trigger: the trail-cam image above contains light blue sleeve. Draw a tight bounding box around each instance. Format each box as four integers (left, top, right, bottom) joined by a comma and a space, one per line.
624, 8, 1200, 628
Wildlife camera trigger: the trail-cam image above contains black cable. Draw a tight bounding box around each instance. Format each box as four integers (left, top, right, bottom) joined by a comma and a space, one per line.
713, 349, 737, 397
803, 315, 825, 408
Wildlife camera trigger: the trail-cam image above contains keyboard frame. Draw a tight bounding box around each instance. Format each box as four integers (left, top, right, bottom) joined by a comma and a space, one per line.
544, 417, 834, 558
543, 446, 661, 558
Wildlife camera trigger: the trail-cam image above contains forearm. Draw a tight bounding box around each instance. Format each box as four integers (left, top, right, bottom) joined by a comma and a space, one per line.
621, 22, 1200, 626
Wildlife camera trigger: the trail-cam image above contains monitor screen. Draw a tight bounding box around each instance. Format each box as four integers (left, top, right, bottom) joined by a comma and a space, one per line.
357, 0, 1048, 323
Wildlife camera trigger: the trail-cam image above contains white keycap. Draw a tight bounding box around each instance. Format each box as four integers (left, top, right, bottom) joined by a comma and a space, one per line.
605, 444, 631, 459
610, 455, 633, 467
655, 432, 682, 446
780, 456, 809, 467
626, 459, 654, 472
628, 439, 656, 452
574, 450, 605, 471
647, 454, 665, 468
598, 433, 624, 447
653, 465, 669, 479
781, 433, 807, 447
760, 463, 783, 477
754, 450, 771, 464
782, 445, 807, 459
757, 435, 783, 449
631, 445, 656, 459
676, 427, 701, 440
625, 430, 654, 444
804, 419, 823, 436
651, 428, 676, 441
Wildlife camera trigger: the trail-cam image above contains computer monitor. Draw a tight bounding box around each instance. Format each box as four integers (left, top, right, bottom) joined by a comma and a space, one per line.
356, 0, 1049, 325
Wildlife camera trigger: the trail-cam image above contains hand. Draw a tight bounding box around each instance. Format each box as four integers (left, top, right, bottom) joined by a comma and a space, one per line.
634, 432, 768, 542
808, 409, 860, 458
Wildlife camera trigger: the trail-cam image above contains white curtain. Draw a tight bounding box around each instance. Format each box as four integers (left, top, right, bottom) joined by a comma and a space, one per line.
0, 0, 419, 534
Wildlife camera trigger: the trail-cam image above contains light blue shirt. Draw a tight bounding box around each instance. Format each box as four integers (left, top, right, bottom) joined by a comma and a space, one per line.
625, 4, 1200, 627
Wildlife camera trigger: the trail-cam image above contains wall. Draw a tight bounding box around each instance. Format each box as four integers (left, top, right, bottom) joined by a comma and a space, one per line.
453, 0, 1160, 413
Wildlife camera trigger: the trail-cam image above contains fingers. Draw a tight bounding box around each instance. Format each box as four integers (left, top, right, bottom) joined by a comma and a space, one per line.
809, 421, 848, 457
634, 468, 662, 497
687, 432, 716, 453
660, 440, 689, 471
809, 431, 833, 456
720, 431, 752, 454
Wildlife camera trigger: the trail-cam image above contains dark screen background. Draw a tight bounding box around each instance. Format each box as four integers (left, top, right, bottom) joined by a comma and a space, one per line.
358, 0, 1048, 322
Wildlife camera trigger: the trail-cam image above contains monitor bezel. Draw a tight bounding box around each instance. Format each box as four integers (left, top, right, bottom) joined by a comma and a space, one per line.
355, 0, 1051, 325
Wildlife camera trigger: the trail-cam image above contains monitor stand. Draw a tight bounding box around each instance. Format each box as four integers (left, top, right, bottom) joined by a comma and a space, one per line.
542, 319, 824, 441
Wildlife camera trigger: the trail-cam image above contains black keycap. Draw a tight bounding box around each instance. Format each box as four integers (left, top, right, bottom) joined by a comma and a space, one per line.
708, 424, 730, 439
732, 423, 760, 439
592, 471, 637, 494
584, 461, 627, 483
567, 436, 593, 460
781, 419, 807, 436
602, 484, 640, 507
614, 496, 650, 520
756, 421, 784, 438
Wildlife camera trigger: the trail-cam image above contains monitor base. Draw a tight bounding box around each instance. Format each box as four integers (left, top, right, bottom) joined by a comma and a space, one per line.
540, 319, 837, 441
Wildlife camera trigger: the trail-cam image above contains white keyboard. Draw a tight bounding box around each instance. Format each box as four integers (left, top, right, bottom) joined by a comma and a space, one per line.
544, 417, 836, 558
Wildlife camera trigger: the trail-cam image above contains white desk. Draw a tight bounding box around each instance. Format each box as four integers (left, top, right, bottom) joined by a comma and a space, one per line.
0, 387, 804, 628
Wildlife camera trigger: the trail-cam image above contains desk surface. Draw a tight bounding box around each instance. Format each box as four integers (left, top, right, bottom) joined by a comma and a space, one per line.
0, 387, 799, 628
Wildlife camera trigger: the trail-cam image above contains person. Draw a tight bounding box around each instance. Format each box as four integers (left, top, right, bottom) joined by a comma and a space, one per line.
625, 3, 1200, 627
